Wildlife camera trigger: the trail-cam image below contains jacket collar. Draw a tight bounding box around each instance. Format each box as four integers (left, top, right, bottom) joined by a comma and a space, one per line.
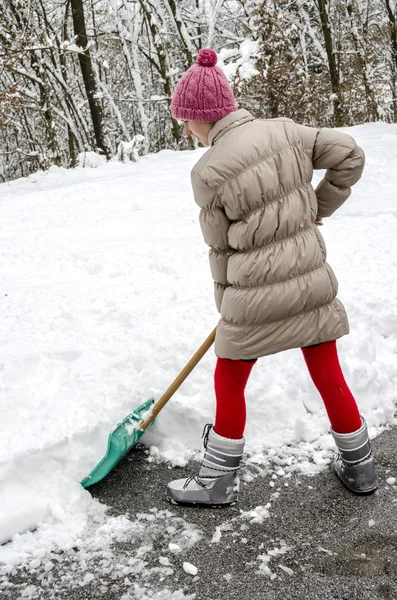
208, 108, 255, 146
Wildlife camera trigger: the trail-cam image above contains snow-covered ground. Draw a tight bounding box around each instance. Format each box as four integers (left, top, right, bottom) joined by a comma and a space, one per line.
0, 123, 396, 569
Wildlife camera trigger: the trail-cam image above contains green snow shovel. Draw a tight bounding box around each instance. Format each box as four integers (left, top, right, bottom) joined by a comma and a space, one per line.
81, 328, 216, 488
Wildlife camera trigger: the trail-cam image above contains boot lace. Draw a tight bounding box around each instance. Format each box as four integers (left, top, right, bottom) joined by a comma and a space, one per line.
183, 474, 208, 489
183, 424, 213, 490
201, 423, 213, 449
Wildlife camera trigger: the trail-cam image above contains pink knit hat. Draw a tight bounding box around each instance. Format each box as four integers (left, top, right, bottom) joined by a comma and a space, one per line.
171, 49, 238, 122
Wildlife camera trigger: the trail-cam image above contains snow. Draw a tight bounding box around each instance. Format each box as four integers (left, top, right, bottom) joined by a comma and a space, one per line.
257, 542, 291, 579
240, 505, 271, 524
64, 43, 84, 54
113, 136, 146, 163
78, 151, 106, 167
1, 508, 202, 596
211, 526, 222, 543
182, 562, 198, 576
278, 564, 294, 576
218, 40, 260, 82
318, 547, 336, 556
0, 123, 396, 566
121, 587, 196, 600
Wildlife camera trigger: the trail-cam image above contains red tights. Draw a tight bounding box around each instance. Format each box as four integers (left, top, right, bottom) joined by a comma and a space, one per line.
214, 341, 362, 439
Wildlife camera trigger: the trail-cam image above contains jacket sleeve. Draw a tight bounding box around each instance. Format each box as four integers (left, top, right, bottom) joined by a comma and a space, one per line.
296, 124, 365, 218
191, 170, 231, 313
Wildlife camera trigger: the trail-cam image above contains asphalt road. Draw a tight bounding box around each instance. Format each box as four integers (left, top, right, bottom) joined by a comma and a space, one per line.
2, 427, 397, 600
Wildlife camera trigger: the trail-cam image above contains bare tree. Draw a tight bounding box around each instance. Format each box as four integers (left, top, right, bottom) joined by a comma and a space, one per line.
0, 0, 394, 182
70, 0, 111, 157
345, 0, 380, 122
383, 0, 397, 120
316, 0, 343, 126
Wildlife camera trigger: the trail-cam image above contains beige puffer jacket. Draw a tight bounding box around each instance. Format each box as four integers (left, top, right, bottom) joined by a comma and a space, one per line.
191, 109, 365, 359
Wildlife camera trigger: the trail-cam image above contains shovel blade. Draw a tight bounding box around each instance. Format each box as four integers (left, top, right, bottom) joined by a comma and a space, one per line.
81, 398, 155, 488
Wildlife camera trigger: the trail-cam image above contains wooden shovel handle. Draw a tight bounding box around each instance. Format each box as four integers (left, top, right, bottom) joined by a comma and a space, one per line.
140, 327, 217, 431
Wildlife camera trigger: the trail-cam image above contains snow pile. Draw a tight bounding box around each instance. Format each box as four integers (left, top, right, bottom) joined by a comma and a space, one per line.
211, 526, 222, 543
257, 542, 291, 580
0, 124, 396, 564
78, 151, 106, 168
121, 588, 196, 600
114, 136, 147, 163
1, 508, 202, 599
240, 505, 271, 524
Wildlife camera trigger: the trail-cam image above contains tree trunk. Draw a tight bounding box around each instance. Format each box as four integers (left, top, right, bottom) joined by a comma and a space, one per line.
346, 2, 380, 122
70, 0, 111, 157
196, 0, 203, 49
61, 0, 78, 166
139, 0, 182, 145
31, 55, 62, 167
384, 0, 397, 121
164, 0, 194, 68
316, 0, 344, 126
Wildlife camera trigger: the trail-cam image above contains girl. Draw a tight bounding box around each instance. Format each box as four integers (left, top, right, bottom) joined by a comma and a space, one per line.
166, 48, 377, 506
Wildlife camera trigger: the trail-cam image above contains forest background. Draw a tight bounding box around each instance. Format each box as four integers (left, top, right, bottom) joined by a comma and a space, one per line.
1, 0, 396, 182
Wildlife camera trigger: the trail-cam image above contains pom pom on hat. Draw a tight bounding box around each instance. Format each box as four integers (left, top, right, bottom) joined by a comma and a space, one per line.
197, 48, 217, 67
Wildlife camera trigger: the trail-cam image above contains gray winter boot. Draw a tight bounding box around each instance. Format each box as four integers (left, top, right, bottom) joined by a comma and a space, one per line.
167, 424, 244, 506
331, 418, 377, 494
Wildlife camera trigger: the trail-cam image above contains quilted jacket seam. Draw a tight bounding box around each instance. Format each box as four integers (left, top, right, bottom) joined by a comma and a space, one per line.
229, 264, 325, 290
215, 144, 301, 192
232, 223, 314, 254
222, 298, 339, 328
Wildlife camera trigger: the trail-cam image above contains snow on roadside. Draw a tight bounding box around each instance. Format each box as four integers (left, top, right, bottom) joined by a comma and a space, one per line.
1, 508, 201, 599
0, 123, 396, 566
120, 588, 196, 600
